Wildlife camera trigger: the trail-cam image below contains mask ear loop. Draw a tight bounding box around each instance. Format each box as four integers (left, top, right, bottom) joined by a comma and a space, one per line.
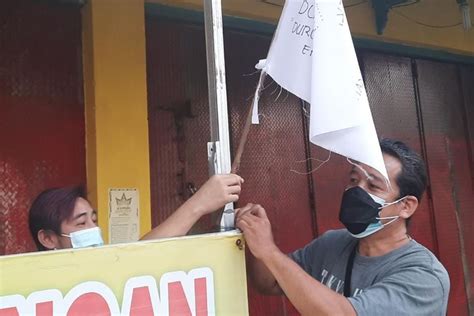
376, 196, 407, 227
378, 196, 407, 209
375, 215, 399, 227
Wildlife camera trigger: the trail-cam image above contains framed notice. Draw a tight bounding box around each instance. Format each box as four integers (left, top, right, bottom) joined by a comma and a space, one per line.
108, 188, 139, 244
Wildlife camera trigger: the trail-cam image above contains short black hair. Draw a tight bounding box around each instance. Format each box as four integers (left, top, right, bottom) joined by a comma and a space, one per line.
380, 139, 427, 226
380, 139, 427, 201
28, 186, 86, 251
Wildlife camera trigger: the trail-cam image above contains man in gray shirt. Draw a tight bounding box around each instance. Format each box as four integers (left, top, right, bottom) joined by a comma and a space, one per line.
236, 139, 450, 315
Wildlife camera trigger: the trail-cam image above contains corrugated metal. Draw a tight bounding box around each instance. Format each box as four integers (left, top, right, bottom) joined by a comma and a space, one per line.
416, 60, 472, 316
0, 0, 85, 254
361, 52, 438, 252
460, 65, 474, 184
146, 20, 315, 315
225, 29, 314, 316
147, 20, 188, 228
308, 52, 440, 254
459, 65, 474, 314
147, 20, 213, 233
146, 18, 472, 316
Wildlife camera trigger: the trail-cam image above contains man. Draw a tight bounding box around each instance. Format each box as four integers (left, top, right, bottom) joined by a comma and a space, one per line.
29, 174, 243, 250
236, 139, 449, 315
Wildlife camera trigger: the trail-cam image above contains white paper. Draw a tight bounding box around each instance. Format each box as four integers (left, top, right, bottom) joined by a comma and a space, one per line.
109, 188, 140, 244
253, 0, 388, 181
251, 69, 267, 124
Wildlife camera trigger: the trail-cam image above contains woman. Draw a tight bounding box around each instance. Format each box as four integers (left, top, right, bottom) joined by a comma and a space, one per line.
29, 174, 243, 250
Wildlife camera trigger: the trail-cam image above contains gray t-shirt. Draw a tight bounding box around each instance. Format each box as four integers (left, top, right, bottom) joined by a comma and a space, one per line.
290, 229, 450, 315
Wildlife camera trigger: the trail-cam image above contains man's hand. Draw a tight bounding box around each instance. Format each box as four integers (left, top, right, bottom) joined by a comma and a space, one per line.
141, 173, 243, 240
237, 204, 356, 316
236, 203, 279, 260
189, 174, 244, 216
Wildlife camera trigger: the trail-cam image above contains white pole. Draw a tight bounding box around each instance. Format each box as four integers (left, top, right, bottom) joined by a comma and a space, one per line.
203, 0, 234, 230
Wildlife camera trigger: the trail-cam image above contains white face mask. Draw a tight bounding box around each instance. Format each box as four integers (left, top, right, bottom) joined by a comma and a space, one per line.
61, 226, 104, 248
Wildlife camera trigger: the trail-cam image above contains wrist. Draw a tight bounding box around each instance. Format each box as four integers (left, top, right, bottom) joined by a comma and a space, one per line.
260, 244, 282, 263
181, 197, 205, 219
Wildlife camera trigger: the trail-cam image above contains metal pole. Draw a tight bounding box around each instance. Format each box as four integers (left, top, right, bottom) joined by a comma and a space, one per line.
203, 0, 234, 230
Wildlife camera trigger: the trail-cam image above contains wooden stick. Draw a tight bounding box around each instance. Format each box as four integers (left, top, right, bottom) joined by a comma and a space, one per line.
231, 101, 254, 174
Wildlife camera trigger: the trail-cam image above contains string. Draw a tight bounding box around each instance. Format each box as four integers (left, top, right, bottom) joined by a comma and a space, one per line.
290, 151, 332, 175
346, 157, 392, 191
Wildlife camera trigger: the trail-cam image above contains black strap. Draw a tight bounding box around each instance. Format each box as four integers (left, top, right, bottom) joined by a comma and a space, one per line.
344, 242, 358, 297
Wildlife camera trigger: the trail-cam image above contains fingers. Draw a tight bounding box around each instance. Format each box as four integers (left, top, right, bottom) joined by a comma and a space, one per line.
236, 203, 256, 219
238, 203, 266, 218
231, 174, 244, 184
212, 174, 243, 194
227, 184, 241, 195
228, 194, 239, 203
236, 216, 250, 230
222, 185, 241, 205
236, 214, 255, 231
236, 203, 267, 226
250, 204, 268, 219
217, 173, 244, 185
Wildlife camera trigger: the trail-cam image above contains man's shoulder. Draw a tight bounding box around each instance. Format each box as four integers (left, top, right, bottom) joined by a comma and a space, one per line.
306, 228, 355, 253
318, 228, 353, 243
400, 240, 446, 268
290, 229, 355, 270
349, 240, 450, 316
388, 239, 450, 290
292, 228, 353, 255
407, 241, 449, 277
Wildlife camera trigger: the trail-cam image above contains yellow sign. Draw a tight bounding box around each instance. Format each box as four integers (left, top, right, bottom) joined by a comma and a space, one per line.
0, 231, 248, 315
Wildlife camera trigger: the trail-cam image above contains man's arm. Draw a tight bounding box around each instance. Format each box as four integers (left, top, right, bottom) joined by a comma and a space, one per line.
246, 251, 283, 295
141, 174, 243, 240
236, 204, 356, 316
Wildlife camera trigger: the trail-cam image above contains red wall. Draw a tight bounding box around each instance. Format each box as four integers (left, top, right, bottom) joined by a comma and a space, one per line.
0, 0, 85, 254
145, 18, 473, 315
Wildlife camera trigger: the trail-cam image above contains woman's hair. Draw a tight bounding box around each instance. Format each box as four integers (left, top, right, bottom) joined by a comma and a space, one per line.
28, 186, 86, 251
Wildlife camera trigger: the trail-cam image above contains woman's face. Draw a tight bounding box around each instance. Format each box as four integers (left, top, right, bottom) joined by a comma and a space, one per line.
56, 197, 98, 249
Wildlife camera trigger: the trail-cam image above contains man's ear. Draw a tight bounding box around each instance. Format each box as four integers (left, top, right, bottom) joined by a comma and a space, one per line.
399, 196, 418, 220
37, 229, 59, 250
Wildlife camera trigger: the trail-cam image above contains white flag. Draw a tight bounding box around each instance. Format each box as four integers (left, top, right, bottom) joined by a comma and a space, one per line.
253, 0, 388, 181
